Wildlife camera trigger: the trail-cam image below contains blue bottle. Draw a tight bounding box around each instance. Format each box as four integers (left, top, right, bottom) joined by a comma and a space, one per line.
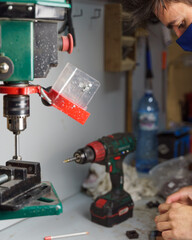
135, 39, 159, 173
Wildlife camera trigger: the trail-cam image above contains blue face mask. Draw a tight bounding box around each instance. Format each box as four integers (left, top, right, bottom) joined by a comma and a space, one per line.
176, 23, 192, 51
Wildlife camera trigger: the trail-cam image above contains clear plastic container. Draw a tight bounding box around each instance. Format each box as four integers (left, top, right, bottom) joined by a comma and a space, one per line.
135, 90, 159, 173
51, 63, 100, 109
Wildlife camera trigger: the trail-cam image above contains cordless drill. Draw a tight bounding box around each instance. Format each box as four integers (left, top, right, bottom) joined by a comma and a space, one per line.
64, 132, 136, 227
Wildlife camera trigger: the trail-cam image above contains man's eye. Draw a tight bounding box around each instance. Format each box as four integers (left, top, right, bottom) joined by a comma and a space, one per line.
178, 21, 186, 29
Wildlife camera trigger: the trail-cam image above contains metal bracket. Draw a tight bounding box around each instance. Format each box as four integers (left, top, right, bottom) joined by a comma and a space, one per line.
40, 88, 52, 105
91, 8, 101, 19
73, 9, 83, 18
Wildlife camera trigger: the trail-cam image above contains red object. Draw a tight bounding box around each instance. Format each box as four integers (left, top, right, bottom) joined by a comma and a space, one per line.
0, 85, 90, 125
47, 89, 90, 125
95, 199, 107, 208
114, 156, 121, 160
0, 85, 41, 95
87, 141, 106, 162
44, 237, 52, 240
109, 165, 113, 172
108, 135, 114, 138
61, 34, 73, 54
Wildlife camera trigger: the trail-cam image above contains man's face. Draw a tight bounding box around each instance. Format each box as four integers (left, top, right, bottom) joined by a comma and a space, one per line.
155, 2, 192, 37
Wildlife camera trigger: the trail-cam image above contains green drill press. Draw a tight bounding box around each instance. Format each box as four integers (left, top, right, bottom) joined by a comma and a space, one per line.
0, 0, 76, 220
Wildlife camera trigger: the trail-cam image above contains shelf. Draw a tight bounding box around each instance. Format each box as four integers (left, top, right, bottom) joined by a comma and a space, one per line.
122, 36, 136, 47
104, 3, 136, 72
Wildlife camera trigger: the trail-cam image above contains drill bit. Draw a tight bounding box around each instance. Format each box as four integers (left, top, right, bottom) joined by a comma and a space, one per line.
63, 157, 77, 163
13, 133, 22, 160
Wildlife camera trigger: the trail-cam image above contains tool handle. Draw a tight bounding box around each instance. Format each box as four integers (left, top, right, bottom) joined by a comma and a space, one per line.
110, 172, 124, 191
107, 156, 124, 191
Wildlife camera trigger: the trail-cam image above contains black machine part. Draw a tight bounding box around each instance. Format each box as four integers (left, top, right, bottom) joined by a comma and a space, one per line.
74, 146, 96, 164
3, 94, 30, 134
0, 183, 51, 211
34, 22, 58, 78
126, 230, 139, 239
0, 160, 54, 211
0, 3, 66, 20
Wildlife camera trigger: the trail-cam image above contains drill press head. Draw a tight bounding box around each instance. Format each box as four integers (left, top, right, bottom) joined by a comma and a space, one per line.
0, 0, 72, 159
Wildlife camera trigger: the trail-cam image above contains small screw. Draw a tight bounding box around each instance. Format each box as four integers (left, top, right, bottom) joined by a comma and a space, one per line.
8, 5, 13, 10
0, 62, 9, 73
28, 6, 33, 11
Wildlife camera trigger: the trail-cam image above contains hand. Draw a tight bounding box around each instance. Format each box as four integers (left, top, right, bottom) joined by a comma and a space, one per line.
166, 186, 192, 205
155, 202, 192, 240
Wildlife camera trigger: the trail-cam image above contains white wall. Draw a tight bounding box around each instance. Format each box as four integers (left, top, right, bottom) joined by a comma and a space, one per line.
0, 1, 126, 230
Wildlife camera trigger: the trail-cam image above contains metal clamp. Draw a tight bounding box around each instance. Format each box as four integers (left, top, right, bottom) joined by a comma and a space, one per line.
40, 88, 52, 105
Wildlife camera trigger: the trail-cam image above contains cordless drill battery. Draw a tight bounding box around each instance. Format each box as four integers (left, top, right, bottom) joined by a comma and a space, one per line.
91, 190, 134, 227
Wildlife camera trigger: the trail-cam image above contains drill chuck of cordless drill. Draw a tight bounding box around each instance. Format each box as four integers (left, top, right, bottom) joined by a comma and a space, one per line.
74, 132, 136, 165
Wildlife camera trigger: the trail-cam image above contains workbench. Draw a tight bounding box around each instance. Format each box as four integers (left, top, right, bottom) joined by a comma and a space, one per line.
0, 192, 159, 240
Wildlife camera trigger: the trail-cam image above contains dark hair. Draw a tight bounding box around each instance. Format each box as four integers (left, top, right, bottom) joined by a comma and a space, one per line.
121, 0, 192, 27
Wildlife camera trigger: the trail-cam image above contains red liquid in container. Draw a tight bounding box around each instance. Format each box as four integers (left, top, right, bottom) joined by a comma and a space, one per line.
47, 89, 90, 125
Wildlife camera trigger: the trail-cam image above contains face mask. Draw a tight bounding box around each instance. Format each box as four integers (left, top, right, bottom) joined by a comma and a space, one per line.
176, 23, 192, 51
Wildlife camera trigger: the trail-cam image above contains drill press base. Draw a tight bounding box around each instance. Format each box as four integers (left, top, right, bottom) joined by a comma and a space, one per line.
0, 181, 62, 220
0, 160, 62, 220
90, 190, 134, 227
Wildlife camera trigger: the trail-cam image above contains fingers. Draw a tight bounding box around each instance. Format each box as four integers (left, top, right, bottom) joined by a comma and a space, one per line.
158, 203, 171, 214
161, 230, 173, 240
155, 203, 184, 240
156, 221, 172, 232
155, 212, 169, 223
166, 186, 192, 204
166, 192, 182, 204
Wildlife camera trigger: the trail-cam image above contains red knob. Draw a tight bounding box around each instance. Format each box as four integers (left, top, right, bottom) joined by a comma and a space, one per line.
61, 33, 73, 54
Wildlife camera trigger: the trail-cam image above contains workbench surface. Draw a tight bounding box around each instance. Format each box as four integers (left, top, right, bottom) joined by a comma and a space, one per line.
0, 193, 159, 240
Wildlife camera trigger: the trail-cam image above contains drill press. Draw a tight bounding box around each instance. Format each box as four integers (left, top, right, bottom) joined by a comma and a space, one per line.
0, 0, 99, 220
